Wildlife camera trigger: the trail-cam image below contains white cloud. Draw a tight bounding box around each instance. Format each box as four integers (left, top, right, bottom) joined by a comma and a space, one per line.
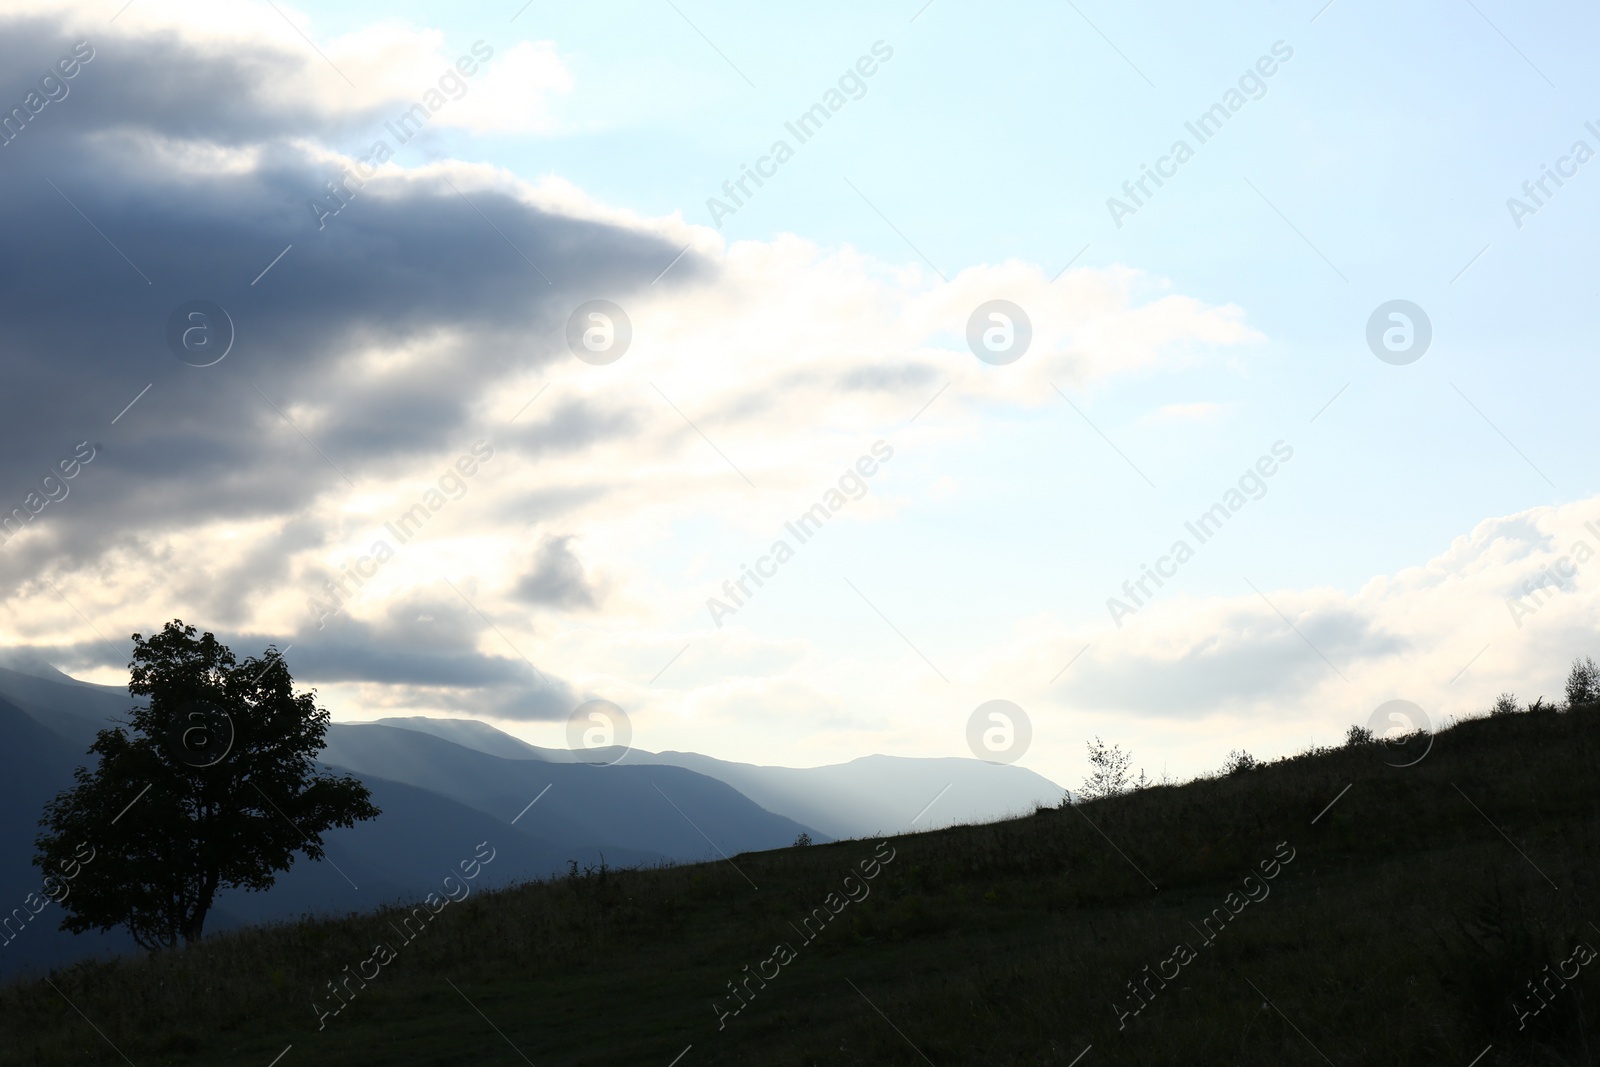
924, 497, 1600, 786
447, 41, 572, 133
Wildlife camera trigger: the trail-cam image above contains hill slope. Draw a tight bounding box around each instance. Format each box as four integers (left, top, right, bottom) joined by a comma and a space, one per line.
5, 702, 1598, 1065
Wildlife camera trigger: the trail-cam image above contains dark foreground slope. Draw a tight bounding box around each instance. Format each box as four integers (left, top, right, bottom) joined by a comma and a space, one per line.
4, 704, 1598, 1067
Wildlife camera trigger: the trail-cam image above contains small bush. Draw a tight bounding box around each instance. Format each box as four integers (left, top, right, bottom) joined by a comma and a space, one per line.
1222, 749, 1258, 775
1345, 724, 1374, 747
1079, 737, 1133, 800
1565, 656, 1599, 708
1490, 692, 1519, 716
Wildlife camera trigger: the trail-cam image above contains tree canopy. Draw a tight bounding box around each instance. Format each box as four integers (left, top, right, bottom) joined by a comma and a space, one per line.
34, 621, 379, 949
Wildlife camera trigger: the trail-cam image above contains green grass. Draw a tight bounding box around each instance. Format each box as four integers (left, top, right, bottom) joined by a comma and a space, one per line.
5, 703, 1600, 1066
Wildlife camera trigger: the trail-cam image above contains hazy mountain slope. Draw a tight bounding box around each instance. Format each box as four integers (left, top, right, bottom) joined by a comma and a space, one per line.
0, 664, 132, 751
320, 723, 825, 858
0, 692, 135, 979
0, 661, 820, 864
371, 715, 1065, 839
209, 769, 665, 929
370, 715, 556, 761
0, 662, 710, 980
633, 751, 1064, 839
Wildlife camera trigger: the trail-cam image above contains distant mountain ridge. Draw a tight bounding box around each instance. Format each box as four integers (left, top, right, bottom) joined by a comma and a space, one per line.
317, 722, 821, 861
367, 715, 1066, 839
0, 656, 1061, 980
0, 661, 819, 978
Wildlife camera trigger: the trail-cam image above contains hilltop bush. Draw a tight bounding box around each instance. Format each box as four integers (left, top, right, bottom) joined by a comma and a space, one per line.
1565, 655, 1599, 708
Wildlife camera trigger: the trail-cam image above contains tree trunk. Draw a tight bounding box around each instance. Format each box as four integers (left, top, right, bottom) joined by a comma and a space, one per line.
183, 868, 219, 945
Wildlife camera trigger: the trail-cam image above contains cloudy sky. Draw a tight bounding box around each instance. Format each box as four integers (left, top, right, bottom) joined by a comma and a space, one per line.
2, 0, 1596, 790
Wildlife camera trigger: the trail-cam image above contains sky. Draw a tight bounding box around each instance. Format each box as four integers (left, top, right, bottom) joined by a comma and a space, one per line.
2, 0, 1598, 792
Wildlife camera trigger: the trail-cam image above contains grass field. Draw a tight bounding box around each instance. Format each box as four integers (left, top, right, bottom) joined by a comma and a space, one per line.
4, 701, 1599, 1066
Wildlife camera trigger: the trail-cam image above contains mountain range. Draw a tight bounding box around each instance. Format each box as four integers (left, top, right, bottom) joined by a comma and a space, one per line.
0, 655, 1061, 980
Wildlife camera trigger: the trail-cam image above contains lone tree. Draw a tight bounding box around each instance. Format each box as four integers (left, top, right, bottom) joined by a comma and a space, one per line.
34, 621, 379, 950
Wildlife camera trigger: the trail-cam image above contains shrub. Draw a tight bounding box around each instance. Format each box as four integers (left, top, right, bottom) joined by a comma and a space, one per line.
1344, 724, 1374, 747
1564, 656, 1598, 708
1222, 750, 1258, 776
1490, 692, 1520, 716
1079, 737, 1132, 801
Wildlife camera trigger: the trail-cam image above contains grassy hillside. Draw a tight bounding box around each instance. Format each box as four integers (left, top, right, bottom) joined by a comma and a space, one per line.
4, 702, 1598, 1066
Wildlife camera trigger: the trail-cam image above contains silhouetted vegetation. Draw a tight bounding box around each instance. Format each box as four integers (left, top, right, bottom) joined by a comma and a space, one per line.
1079, 735, 1133, 800
4, 682, 1599, 1065
1567, 656, 1600, 709
33, 621, 378, 950
1221, 748, 1258, 775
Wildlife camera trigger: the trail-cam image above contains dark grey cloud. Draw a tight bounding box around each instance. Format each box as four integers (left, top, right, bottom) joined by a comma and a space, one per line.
513, 535, 599, 609
0, 10, 710, 605
291, 600, 544, 688
264, 591, 582, 722
16, 588, 578, 722
0, 10, 715, 713
0, 16, 484, 150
